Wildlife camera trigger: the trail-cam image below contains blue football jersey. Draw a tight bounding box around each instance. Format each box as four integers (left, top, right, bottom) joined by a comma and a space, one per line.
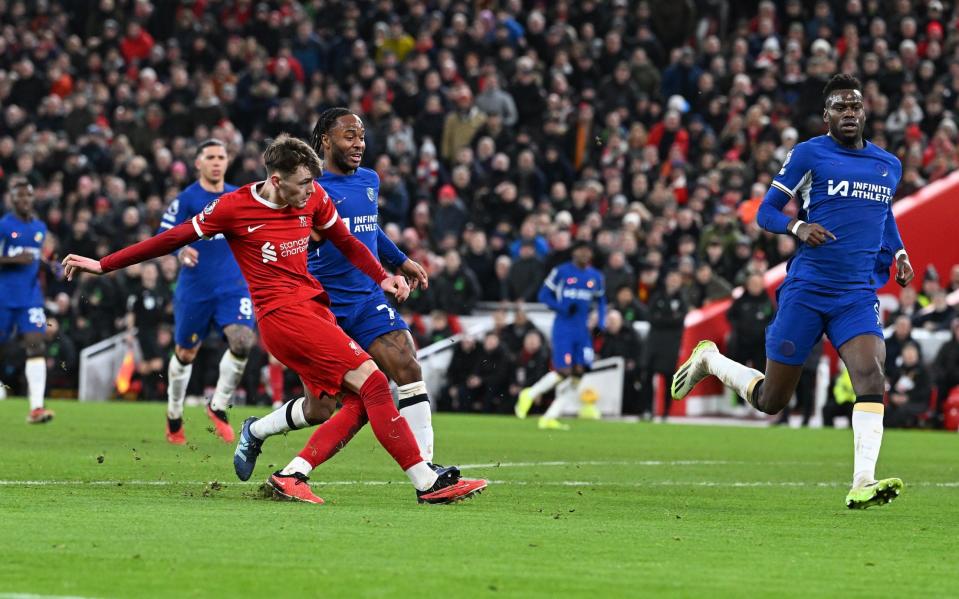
0, 213, 46, 308
538, 261, 606, 329
307, 168, 407, 306
769, 135, 903, 291
159, 181, 247, 301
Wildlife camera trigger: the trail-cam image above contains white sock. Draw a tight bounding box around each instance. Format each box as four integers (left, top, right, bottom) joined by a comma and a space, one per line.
528, 371, 562, 400
405, 461, 439, 491
280, 456, 313, 477
167, 354, 192, 420
704, 352, 764, 404
397, 381, 434, 462
210, 350, 247, 411
543, 377, 577, 420
25, 357, 46, 411
852, 403, 885, 487
250, 396, 308, 440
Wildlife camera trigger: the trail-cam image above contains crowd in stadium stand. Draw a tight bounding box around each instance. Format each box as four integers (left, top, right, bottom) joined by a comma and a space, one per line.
1, 0, 958, 424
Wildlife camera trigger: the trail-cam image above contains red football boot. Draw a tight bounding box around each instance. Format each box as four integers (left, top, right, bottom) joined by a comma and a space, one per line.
268, 472, 325, 505
206, 406, 235, 443
417, 477, 488, 505
26, 408, 55, 424
165, 418, 187, 445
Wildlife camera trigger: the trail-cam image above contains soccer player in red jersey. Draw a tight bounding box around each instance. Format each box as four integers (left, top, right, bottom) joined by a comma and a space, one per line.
63, 135, 486, 505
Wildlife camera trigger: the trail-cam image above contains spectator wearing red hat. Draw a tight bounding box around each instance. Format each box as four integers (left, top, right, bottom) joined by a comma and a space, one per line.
431, 184, 469, 243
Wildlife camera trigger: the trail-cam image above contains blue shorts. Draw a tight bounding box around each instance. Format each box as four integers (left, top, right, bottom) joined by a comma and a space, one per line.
174, 293, 255, 348
332, 291, 409, 351
0, 306, 46, 343
551, 325, 594, 370
765, 281, 882, 366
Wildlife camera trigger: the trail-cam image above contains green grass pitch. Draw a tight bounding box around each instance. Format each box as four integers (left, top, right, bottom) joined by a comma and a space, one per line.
0, 399, 956, 598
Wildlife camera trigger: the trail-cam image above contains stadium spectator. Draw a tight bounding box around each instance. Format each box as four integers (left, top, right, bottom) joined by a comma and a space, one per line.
465, 331, 512, 414
726, 274, 775, 395
509, 330, 550, 407
124, 261, 171, 400
913, 289, 956, 331
683, 263, 733, 309
885, 315, 916, 375
507, 241, 546, 302
596, 309, 643, 416
44, 317, 79, 393
500, 308, 542, 356
886, 341, 932, 428
886, 285, 920, 325
642, 270, 688, 419
932, 318, 959, 425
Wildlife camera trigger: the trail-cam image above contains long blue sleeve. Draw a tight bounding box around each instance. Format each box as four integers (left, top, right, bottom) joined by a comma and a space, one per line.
882, 202, 904, 254
595, 293, 607, 332
538, 281, 564, 312
756, 186, 793, 234
376, 227, 407, 269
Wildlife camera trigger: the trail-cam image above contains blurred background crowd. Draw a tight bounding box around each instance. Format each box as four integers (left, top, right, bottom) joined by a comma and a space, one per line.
1, 0, 958, 425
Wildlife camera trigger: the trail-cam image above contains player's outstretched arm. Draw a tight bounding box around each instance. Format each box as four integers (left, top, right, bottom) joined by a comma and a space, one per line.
62, 221, 200, 281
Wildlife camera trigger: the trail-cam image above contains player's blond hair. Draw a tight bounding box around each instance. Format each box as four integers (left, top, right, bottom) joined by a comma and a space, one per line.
263, 134, 322, 178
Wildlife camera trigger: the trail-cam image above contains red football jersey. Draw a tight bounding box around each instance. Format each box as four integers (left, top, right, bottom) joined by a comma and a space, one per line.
192, 181, 337, 316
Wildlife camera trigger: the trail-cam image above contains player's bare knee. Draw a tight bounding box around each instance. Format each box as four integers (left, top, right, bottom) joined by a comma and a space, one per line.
24, 339, 45, 358
848, 363, 884, 394
392, 355, 422, 386
175, 345, 199, 364
757, 388, 790, 415
343, 359, 379, 393
225, 328, 255, 359
303, 395, 335, 424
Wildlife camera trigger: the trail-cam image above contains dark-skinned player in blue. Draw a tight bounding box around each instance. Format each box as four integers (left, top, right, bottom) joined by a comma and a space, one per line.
0, 179, 53, 423
672, 74, 915, 509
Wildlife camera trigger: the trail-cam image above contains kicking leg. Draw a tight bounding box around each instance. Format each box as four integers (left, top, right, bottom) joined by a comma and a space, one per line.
268, 394, 367, 505
368, 329, 435, 463
839, 334, 902, 508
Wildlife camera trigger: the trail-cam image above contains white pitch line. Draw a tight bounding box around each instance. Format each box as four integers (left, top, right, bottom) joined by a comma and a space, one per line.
458, 460, 743, 468
1, 479, 958, 488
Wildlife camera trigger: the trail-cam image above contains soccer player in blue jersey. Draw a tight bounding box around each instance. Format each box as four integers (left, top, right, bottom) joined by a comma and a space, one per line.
515, 241, 606, 430
0, 179, 53, 423
234, 108, 455, 486
158, 139, 255, 445
672, 74, 915, 509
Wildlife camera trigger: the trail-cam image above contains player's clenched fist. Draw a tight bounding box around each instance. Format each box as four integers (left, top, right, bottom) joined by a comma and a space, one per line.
380, 274, 410, 302
895, 254, 914, 287
61, 254, 103, 281
796, 222, 837, 247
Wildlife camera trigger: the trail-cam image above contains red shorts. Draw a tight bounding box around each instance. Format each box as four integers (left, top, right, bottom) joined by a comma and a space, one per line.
258, 299, 370, 397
